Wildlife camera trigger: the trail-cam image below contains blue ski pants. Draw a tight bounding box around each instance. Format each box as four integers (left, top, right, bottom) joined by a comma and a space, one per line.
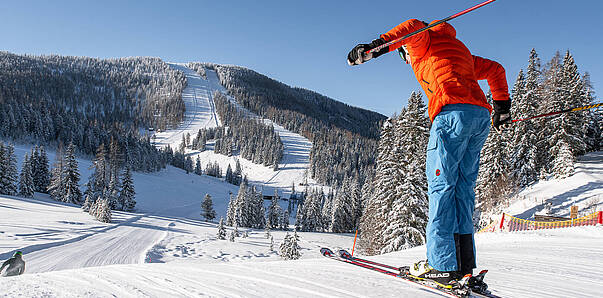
425, 104, 490, 272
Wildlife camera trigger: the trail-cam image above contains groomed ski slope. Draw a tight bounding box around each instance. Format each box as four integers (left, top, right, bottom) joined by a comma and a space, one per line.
1, 191, 602, 298
0, 151, 602, 297
154, 64, 319, 196
153, 63, 222, 149
0, 144, 239, 273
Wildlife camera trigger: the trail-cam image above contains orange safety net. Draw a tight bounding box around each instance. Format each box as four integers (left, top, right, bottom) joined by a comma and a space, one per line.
478, 211, 601, 233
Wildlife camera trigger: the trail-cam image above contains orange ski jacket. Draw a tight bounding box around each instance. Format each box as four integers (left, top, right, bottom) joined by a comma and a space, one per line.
380, 19, 510, 121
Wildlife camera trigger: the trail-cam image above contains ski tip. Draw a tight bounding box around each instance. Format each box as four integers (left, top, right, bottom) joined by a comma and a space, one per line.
338, 249, 352, 259
478, 269, 488, 275
320, 247, 334, 257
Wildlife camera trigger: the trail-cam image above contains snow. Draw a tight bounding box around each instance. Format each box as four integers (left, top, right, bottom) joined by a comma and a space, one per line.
505, 151, 603, 219
2, 191, 602, 297
1, 66, 601, 297
1, 143, 603, 296
153, 63, 321, 197
153, 63, 222, 149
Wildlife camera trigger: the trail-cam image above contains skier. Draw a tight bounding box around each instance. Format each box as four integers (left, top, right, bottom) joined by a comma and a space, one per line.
1, 251, 26, 277
347, 19, 511, 287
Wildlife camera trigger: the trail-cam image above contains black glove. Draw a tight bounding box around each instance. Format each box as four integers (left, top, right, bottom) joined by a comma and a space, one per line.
347, 38, 389, 66
491, 99, 512, 133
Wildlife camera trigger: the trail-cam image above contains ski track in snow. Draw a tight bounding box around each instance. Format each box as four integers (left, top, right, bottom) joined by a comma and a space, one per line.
153, 63, 221, 149
1, 152, 603, 297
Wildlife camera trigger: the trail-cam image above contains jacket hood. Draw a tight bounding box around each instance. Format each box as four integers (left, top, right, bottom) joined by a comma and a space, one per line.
429, 20, 456, 38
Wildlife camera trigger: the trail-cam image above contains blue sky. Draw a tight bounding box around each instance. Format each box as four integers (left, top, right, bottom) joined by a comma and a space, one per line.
1, 0, 600, 116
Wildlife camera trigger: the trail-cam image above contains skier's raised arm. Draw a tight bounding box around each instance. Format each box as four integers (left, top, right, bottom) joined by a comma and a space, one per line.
347, 19, 429, 66
379, 19, 430, 53
473, 55, 512, 132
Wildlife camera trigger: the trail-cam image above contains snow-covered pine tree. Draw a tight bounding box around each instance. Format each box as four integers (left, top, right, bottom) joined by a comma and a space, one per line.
233, 181, 250, 227
550, 142, 575, 179
509, 69, 539, 187
281, 210, 290, 230
88, 195, 99, 216
184, 156, 193, 174
48, 144, 66, 201
381, 92, 429, 253
234, 223, 240, 237
298, 188, 323, 232
234, 159, 242, 185
350, 177, 363, 230
96, 199, 112, 223
63, 142, 82, 204
30, 146, 50, 193
119, 166, 136, 212
88, 143, 109, 202
279, 232, 301, 260
106, 173, 120, 209
546, 51, 588, 178
270, 235, 274, 252
225, 164, 234, 184
538, 52, 563, 177
559, 51, 588, 156
358, 117, 397, 255
520, 49, 549, 177
229, 230, 235, 242
217, 217, 227, 240
37, 146, 50, 193
253, 187, 266, 229
201, 193, 216, 221
321, 189, 333, 231
82, 180, 94, 212
194, 157, 202, 175
18, 154, 35, 198
267, 191, 283, 229
330, 179, 355, 233
226, 192, 236, 226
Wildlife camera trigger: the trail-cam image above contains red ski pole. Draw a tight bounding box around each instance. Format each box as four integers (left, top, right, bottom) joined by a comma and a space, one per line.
366, 0, 498, 55
512, 102, 603, 123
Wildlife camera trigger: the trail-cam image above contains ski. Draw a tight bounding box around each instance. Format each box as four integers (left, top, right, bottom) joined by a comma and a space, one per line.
321, 248, 502, 298
321, 248, 470, 298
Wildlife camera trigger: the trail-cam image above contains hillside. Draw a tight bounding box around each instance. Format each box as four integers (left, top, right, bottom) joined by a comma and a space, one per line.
480, 151, 603, 222
192, 63, 386, 187
1, 192, 602, 297
152, 63, 321, 196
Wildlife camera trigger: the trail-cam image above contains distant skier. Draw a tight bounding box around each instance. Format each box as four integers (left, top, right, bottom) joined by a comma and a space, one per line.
1, 251, 26, 277
347, 19, 511, 287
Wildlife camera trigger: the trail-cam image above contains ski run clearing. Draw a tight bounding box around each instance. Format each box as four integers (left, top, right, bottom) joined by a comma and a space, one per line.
153, 64, 319, 197
0, 144, 602, 297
